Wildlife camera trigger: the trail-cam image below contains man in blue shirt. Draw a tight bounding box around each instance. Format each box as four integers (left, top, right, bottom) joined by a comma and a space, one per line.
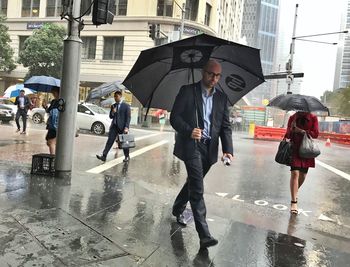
170, 59, 233, 249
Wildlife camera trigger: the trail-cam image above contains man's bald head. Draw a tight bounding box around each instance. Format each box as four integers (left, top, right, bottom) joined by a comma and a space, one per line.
201, 59, 222, 89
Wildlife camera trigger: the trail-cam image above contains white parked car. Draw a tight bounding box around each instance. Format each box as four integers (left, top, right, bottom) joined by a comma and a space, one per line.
77, 103, 112, 135
29, 103, 112, 135
0, 99, 17, 114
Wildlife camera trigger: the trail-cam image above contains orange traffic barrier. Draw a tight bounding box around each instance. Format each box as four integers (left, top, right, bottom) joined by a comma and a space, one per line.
254, 127, 350, 145
319, 132, 350, 146
254, 126, 286, 141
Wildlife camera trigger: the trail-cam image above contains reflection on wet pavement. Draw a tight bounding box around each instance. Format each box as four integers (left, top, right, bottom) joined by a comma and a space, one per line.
0, 128, 350, 266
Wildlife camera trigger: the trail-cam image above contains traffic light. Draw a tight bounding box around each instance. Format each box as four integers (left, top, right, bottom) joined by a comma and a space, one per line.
156, 24, 160, 39
149, 24, 156, 40
92, 0, 115, 26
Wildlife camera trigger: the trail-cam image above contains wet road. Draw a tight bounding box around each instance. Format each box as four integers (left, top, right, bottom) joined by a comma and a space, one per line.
0, 122, 349, 266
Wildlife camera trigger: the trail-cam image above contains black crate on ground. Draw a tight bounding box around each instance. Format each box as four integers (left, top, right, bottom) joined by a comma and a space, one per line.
31, 154, 55, 175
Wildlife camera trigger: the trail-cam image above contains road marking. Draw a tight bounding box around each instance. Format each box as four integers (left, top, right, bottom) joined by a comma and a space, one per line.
318, 214, 336, 222
215, 192, 228, 197
87, 140, 169, 174
232, 195, 244, 202
316, 159, 350, 182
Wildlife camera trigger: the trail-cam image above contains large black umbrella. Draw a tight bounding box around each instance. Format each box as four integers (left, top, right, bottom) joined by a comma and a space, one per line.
122, 34, 265, 113
268, 93, 329, 114
86, 81, 125, 102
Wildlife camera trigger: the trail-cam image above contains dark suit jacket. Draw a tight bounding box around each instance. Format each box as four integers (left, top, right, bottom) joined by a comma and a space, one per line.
110, 101, 131, 133
14, 95, 31, 113
170, 82, 233, 165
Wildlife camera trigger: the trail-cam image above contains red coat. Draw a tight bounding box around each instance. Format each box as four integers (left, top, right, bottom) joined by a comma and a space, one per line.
285, 112, 319, 168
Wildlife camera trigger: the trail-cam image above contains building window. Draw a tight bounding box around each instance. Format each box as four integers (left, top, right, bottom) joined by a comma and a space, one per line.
114, 0, 127, 16
157, 0, 173, 17
185, 0, 198, 21
204, 3, 211, 26
0, 0, 8, 15
103, 37, 124, 60
46, 0, 62, 17
22, 0, 40, 17
81, 37, 96, 60
19, 36, 29, 55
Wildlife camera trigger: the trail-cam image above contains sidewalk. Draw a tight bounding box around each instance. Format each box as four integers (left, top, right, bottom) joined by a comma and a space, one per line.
1, 160, 350, 266
1, 124, 350, 266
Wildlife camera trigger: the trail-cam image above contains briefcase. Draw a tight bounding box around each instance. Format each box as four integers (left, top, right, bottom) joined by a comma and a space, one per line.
118, 134, 136, 149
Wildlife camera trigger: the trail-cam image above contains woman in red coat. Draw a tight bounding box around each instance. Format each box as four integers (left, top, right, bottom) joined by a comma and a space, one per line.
285, 111, 319, 214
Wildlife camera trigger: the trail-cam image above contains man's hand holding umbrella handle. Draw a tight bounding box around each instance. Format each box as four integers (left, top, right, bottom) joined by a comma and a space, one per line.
191, 128, 202, 140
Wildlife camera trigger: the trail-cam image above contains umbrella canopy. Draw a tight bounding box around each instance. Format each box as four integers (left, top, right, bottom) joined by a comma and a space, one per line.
24, 76, 60, 92
267, 93, 329, 114
86, 81, 125, 102
122, 33, 265, 111
3, 84, 35, 98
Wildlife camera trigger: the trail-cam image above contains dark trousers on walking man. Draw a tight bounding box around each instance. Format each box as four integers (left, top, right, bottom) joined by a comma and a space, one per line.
172, 141, 211, 239
15, 109, 28, 133
102, 125, 129, 160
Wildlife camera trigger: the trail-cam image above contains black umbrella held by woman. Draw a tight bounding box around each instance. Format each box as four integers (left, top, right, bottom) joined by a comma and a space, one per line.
268, 93, 329, 115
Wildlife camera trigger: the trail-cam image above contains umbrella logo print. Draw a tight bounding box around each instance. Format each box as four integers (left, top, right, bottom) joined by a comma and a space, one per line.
180, 49, 203, 63
225, 74, 246, 92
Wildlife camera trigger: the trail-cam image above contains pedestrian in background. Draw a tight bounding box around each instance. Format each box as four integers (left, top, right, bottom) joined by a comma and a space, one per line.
14, 89, 32, 134
97, 90, 131, 162
284, 111, 319, 214
43, 86, 60, 155
170, 59, 233, 249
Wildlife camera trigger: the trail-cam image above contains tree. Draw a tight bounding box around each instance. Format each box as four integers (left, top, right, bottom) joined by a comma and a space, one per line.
0, 16, 16, 72
321, 88, 350, 117
18, 23, 66, 79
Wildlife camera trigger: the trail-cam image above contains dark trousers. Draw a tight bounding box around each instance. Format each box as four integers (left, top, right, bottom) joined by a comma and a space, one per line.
172, 142, 211, 239
102, 124, 129, 158
15, 109, 27, 131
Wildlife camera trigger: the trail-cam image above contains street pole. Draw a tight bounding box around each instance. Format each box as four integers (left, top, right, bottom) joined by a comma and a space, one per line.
180, 3, 185, 39
287, 3, 298, 93
55, 0, 82, 179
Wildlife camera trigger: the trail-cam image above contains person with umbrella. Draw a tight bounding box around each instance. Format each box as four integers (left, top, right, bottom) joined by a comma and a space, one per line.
268, 94, 325, 214
96, 90, 131, 162
284, 111, 319, 214
170, 59, 233, 249
14, 89, 32, 134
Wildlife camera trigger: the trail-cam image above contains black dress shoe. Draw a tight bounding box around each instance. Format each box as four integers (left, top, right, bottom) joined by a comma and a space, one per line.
200, 237, 218, 249
175, 214, 187, 227
96, 155, 106, 162
123, 156, 130, 162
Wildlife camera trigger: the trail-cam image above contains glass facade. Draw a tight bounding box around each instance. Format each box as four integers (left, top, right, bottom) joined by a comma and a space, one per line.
241, 0, 279, 105
339, 1, 350, 88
